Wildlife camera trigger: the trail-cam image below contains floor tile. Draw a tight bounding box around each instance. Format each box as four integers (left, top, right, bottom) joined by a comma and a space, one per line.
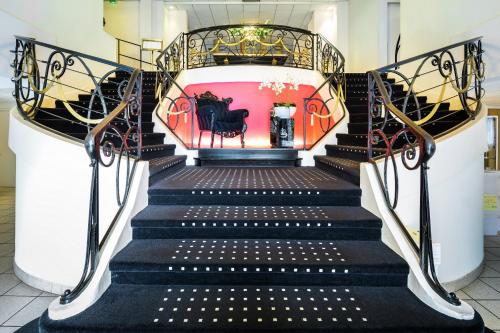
0, 274, 20, 295
486, 261, 500, 273
5, 283, 42, 297
0, 225, 14, 233
0, 296, 34, 325
489, 248, 500, 257
0, 327, 20, 333
462, 279, 500, 299
487, 250, 500, 261
478, 300, 500, 319
0, 257, 13, 274
467, 300, 500, 330
482, 278, 500, 293
454, 290, 471, 300
0, 233, 14, 244
3, 297, 53, 326
0, 244, 14, 257
40, 291, 57, 297
481, 266, 500, 278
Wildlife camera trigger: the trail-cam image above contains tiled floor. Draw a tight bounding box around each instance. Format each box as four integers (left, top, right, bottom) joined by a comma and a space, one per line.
1, 186, 500, 331
0, 187, 57, 332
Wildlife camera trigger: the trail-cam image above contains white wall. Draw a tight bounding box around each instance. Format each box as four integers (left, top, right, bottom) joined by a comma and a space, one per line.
104, 0, 140, 44
363, 109, 487, 285
309, 3, 349, 61
400, 0, 500, 107
163, 8, 188, 46
0, 0, 116, 89
8, 108, 149, 293
0, 90, 15, 187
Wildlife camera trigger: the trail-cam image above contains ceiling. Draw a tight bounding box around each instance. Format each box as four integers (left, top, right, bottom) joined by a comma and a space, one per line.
163, 0, 344, 31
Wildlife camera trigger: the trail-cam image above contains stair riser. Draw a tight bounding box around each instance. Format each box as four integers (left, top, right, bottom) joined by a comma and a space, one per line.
132, 227, 381, 241
325, 148, 368, 162
139, 147, 176, 159
149, 162, 186, 185
148, 193, 361, 206
111, 271, 408, 287
36, 110, 154, 122
315, 162, 360, 186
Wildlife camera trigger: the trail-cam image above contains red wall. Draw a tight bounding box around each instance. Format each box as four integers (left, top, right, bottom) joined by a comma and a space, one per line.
182, 82, 325, 148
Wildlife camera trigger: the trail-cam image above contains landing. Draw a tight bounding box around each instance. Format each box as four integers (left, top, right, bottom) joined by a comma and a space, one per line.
150, 167, 359, 192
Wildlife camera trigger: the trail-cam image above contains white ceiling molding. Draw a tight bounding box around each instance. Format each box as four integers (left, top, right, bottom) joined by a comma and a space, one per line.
164, 0, 345, 31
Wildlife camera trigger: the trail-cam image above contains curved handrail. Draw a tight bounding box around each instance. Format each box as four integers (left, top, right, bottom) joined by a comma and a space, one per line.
15, 35, 133, 70
188, 24, 312, 36
60, 68, 143, 304
302, 34, 346, 149
366, 37, 485, 307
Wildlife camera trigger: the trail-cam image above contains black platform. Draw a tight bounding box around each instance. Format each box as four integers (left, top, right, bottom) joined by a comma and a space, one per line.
195, 149, 301, 167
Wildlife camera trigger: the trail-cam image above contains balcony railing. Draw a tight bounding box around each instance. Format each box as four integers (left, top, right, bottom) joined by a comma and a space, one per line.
150, 25, 346, 149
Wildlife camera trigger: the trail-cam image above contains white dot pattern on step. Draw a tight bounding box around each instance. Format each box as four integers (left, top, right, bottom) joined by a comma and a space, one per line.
152, 286, 368, 327
165, 239, 346, 268
181, 206, 330, 221
164, 167, 338, 190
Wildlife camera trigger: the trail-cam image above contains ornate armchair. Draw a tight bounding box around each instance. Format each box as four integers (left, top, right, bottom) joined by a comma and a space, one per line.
195, 91, 249, 148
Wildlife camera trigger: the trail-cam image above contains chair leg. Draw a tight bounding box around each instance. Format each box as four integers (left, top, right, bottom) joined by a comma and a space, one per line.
240, 133, 245, 148
220, 136, 223, 148
210, 133, 215, 148
198, 131, 203, 148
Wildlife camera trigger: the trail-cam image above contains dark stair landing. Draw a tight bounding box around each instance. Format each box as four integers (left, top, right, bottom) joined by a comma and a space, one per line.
37, 166, 483, 333
195, 148, 302, 167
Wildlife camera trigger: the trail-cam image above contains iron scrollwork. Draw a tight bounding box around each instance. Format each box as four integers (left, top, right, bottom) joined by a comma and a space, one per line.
185, 25, 314, 70
367, 37, 485, 307
12, 36, 137, 135
60, 69, 143, 305
302, 34, 346, 149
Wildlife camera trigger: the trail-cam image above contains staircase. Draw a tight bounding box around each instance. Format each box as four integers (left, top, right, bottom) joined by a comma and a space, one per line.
38, 166, 483, 332
314, 73, 470, 185
32, 70, 186, 181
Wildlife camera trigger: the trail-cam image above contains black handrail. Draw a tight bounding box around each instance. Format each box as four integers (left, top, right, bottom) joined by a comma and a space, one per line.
367, 37, 485, 306
155, 33, 196, 148
377, 36, 482, 73
302, 34, 346, 150
16, 35, 133, 70
60, 68, 143, 304
12, 36, 144, 305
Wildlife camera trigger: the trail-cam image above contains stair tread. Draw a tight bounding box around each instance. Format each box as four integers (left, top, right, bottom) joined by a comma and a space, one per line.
110, 239, 408, 272
40, 284, 483, 332
132, 205, 380, 226
149, 155, 187, 175
315, 156, 361, 170
149, 167, 361, 193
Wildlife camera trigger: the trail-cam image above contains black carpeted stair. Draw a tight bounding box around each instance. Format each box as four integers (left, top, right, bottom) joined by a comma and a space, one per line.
38, 166, 484, 332
32, 71, 186, 183
314, 73, 471, 185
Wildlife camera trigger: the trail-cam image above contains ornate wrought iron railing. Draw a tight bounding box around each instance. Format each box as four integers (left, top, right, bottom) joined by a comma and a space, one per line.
155, 33, 196, 148
303, 34, 346, 149
152, 27, 346, 149
367, 37, 484, 305
185, 24, 315, 70
12, 36, 143, 304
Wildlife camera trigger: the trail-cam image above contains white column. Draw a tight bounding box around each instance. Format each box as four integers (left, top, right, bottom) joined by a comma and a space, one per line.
139, 0, 152, 40
163, 7, 188, 45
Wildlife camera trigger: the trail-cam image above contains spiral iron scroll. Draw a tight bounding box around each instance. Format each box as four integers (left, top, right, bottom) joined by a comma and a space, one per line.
13, 38, 133, 130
